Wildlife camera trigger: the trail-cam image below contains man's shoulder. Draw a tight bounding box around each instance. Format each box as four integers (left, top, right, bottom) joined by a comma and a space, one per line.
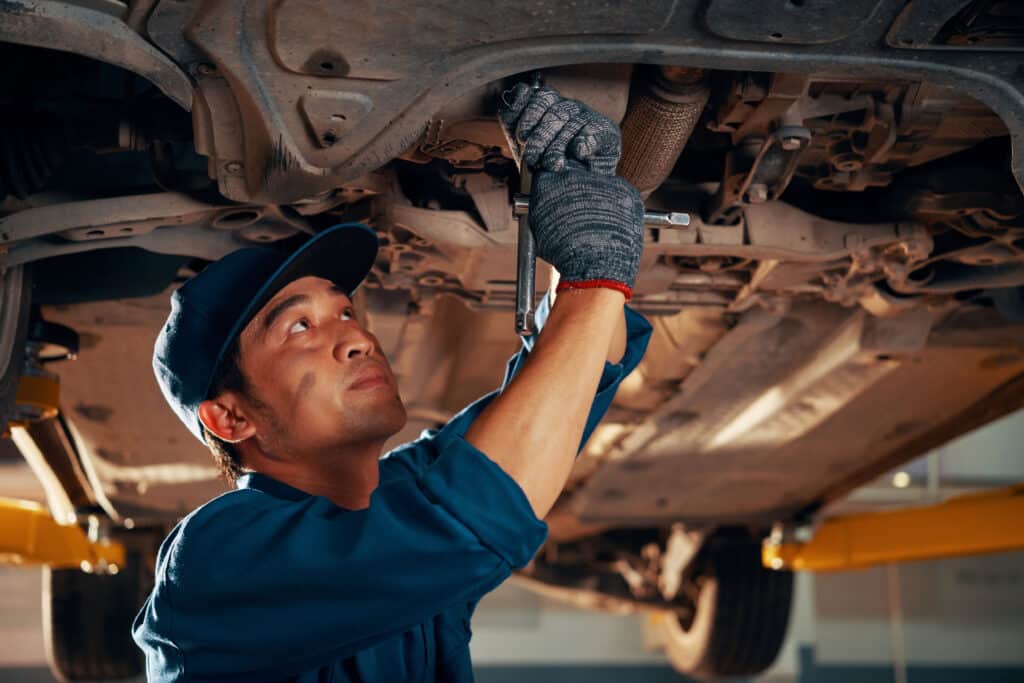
378, 394, 500, 482
378, 428, 441, 482
157, 489, 276, 584
182, 487, 271, 531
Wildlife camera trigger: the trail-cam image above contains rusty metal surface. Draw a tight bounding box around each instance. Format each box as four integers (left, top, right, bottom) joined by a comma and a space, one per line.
132, 0, 1024, 203
704, 0, 885, 45
568, 303, 1024, 526
26, 190, 1019, 522
0, 192, 319, 266
0, 0, 192, 110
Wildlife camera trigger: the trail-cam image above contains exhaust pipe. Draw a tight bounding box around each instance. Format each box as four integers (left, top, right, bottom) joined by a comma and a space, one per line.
617, 66, 709, 199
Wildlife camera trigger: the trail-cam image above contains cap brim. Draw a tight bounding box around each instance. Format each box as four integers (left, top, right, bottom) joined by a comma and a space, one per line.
247, 222, 379, 317
204, 222, 378, 398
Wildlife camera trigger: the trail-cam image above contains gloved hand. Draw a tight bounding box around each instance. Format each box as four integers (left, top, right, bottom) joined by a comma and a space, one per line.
528, 163, 644, 300
499, 83, 621, 175
499, 83, 644, 300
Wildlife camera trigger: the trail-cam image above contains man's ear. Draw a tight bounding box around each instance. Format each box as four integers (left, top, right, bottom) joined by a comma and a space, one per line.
198, 395, 257, 443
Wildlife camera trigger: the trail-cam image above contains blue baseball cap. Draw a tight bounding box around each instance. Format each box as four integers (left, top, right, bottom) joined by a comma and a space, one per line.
153, 223, 379, 443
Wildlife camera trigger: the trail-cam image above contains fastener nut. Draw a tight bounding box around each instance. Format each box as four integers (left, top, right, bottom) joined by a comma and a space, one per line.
780, 136, 803, 151
746, 183, 769, 204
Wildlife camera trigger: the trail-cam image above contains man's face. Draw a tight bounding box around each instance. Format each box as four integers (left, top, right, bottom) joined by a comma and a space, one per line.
234, 275, 407, 456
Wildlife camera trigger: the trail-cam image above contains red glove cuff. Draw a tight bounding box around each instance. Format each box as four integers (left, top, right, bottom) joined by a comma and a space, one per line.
556, 279, 632, 301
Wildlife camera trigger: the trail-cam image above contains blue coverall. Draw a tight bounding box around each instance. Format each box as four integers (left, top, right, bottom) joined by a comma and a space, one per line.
133, 298, 652, 682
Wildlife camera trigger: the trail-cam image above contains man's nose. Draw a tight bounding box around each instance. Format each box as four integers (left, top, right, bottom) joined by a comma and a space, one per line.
333, 326, 375, 361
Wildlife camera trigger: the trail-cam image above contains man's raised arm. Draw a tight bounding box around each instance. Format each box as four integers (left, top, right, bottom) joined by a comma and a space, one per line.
466, 288, 628, 517
466, 83, 646, 518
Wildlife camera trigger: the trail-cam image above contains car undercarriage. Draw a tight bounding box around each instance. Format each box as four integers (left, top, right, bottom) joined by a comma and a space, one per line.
2, 0, 1023, 679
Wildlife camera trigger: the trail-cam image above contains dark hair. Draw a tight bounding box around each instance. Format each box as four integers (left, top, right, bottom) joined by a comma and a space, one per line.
201, 337, 248, 483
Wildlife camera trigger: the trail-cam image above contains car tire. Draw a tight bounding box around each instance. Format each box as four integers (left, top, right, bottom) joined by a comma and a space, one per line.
657, 533, 793, 680
42, 549, 149, 681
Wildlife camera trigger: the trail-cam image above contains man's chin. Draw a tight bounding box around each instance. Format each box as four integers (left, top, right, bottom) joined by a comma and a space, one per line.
360, 396, 407, 440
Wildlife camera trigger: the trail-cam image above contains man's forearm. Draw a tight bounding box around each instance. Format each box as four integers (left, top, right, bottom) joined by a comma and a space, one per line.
464, 288, 625, 518
549, 279, 626, 365
605, 296, 627, 365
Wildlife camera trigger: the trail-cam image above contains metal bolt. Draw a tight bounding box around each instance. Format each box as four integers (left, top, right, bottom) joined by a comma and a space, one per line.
746, 183, 769, 204
780, 136, 803, 151
832, 153, 863, 172
225, 161, 243, 174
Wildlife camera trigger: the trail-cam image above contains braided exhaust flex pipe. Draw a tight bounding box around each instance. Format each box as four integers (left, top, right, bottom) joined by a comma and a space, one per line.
617, 66, 710, 199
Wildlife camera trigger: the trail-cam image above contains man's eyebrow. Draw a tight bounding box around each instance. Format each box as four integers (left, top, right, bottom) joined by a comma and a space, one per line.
261, 294, 310, 334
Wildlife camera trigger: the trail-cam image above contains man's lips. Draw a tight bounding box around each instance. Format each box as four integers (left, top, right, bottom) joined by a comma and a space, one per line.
348, 364, 390, 391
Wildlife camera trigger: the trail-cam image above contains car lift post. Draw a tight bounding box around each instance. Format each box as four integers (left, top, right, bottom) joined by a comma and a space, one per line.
763, 484, 1024, 572
1, 334, 125, 573
0, 495, 125, 572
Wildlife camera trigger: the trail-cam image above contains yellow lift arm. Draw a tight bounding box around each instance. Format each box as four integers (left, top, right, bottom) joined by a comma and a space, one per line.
763, 484, 1024, 572
0, 496, 125, 572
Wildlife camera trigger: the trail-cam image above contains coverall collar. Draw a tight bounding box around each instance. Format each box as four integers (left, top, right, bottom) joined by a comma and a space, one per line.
236, 471, 312, 502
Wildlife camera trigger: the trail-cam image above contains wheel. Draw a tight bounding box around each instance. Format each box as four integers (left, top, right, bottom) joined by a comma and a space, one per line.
42, 548, 151, 681
657, 532, 793, 680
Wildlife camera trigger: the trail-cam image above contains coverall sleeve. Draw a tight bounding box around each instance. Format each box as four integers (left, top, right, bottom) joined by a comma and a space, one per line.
132, 436, 548, 681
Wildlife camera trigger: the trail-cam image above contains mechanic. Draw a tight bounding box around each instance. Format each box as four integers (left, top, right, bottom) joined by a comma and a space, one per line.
132, 83, 653, 682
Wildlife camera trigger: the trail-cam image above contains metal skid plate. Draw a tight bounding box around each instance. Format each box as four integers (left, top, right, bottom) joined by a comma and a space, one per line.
126, 0, 1024, 204
704, 0, 885, 45
568, 303, 1024, 526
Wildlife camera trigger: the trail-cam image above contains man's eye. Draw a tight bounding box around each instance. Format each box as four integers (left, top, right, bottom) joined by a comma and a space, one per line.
288, 319, 310, 335
341, 308, 354, 321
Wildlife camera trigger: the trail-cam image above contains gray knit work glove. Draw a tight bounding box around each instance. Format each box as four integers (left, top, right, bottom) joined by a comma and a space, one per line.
499, 83, 644, 299
499, 83, 622, 175
529, 163, 644, 299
